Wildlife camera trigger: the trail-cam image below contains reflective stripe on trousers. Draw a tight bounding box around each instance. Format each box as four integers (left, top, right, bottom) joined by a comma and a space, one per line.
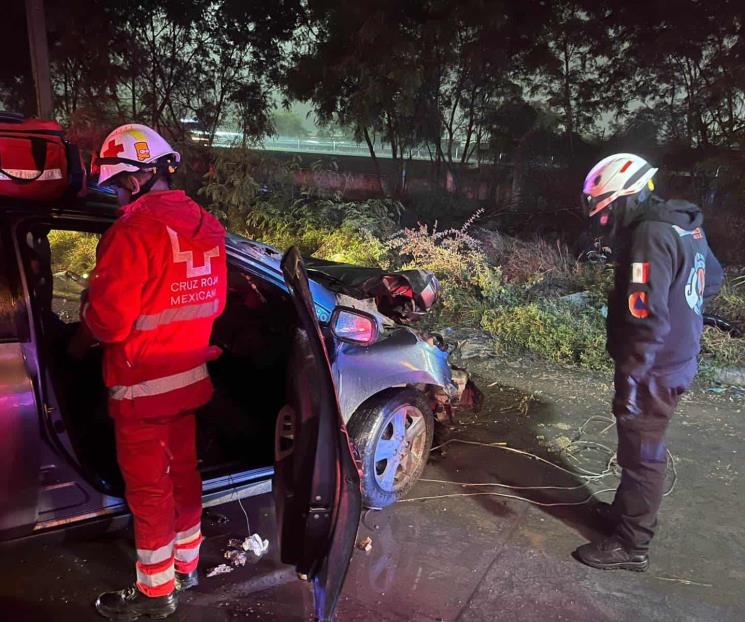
137, 539, 175, 565
134, 300, 220, 331
175, 522, 202, 573
176, 523, 201, 546
136, 562, 175, 590
110, 364, 208, 401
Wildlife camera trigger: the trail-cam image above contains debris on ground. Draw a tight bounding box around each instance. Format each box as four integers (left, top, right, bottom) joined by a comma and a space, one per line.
224, 549, 248, 566
357, 536, 373, 552
206, 564, 234, 578
239, 533, 270, 558
546, 435, 573, 453
711, 367, 745, 388
559, 291, 591, 308
207, 533, 270, 578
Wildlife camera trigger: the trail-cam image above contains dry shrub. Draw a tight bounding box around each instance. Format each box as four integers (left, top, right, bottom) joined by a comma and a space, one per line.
499, 237, 577, 284
701, 326, 745, 368
387, 210, 487, 287
386, 210, 504, 324
708, 269, 745, 327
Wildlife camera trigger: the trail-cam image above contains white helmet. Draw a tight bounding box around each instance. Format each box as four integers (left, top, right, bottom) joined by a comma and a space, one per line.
582, 153, 657, 217
97, 123, 180, 186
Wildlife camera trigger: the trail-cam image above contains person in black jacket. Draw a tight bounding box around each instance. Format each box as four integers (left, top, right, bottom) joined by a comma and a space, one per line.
575, 154, 723, 571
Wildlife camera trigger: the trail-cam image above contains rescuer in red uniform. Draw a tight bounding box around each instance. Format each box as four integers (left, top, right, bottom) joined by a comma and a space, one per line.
84, 124, 227, 620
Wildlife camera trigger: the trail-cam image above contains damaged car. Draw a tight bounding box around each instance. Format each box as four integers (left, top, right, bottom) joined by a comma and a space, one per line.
0, 187, 468, 552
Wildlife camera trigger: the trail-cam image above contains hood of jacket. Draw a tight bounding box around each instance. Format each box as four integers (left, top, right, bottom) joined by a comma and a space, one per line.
639, 195, 704, 230
121, 190, 224, 250
608, 194, 704, 239
621, 194, 704, 231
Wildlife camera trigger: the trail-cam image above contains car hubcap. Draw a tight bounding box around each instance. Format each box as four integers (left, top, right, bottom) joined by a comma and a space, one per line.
373, 404, 427, 493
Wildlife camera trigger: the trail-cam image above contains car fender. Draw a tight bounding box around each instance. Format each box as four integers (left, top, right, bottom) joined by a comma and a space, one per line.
332, 328, 455, 422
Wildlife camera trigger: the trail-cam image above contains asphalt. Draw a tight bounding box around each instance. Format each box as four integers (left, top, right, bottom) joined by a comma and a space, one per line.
1, 359, 743, 621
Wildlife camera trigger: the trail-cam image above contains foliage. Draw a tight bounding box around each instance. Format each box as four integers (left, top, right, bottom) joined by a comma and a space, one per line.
596, 0, 745, 149
272, 110, 309, 138
47, 230, 99, 275
708, 270, 745, 326
700, 327, 745, 370
481, 301, 611, 370
198, 148, 401, 263
237, 196, 401, 265
386, 210, 504, 324
2, 0, 300, 147
284, 0, 548, 191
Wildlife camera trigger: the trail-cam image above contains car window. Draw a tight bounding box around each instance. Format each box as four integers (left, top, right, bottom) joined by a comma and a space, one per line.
0, 275, 17, 340
47, 230, 100, 324
23, 228, 100, 325
0, 230, 22, 341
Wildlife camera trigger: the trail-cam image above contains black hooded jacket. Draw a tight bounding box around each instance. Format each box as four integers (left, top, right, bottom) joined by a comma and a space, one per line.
606, 195, 723, 389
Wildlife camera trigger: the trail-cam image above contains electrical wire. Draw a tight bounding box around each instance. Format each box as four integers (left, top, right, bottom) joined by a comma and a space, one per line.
228, 474, 252, 536
402, 414, 678, 506
399, 488, 619, 507
431, 438, 613, 479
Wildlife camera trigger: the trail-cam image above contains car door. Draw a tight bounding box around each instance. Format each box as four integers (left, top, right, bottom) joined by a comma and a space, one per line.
275, 246, 362, 621
0, 221, 41, 536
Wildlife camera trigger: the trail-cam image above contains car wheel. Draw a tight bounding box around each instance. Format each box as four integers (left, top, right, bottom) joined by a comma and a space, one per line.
348, 388, 434, 508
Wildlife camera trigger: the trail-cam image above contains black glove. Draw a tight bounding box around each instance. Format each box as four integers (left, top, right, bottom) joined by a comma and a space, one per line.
612, 373, 641, 419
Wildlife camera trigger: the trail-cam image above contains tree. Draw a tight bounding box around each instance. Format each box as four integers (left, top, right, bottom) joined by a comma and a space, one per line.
286, 0, 431, 193
0, 1, 36, 115
286, 0, 548, 193
272, 110, 309, 137
4, 0, 302, 146
597, 0, 745, 150
524, 0, 608, 157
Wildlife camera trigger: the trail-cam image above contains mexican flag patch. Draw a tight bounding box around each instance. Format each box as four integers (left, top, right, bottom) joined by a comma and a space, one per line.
631, 262, 650, 284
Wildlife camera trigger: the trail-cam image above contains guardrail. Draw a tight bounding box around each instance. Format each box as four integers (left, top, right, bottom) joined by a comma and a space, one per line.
192, 131, 466, 161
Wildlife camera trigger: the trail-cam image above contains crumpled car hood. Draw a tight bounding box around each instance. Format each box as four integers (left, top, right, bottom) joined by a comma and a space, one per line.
304, 258, 439, 323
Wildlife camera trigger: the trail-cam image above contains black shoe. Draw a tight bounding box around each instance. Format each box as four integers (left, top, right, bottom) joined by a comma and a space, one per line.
575, 536, 649, 572
95, 584, 177, 621
175, 570, 199, 591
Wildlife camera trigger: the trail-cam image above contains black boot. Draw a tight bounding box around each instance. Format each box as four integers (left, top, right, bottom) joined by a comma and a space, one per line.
175, 570, 199, 591
95, 584, 177, 620
575, 536, 649, 572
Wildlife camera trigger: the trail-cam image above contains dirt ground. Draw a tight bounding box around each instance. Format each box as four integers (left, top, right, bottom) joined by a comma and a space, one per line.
1, 358, 743, 621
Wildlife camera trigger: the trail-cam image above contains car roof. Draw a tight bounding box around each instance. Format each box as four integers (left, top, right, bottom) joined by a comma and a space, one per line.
0, 188, 338, 322
0, 186, 120, 220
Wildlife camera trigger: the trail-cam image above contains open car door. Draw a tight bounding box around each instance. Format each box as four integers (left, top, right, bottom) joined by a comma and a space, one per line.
275, 247, 362, 621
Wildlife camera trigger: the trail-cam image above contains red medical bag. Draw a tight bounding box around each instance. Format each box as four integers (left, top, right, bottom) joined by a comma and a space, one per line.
0, 111, 86, 201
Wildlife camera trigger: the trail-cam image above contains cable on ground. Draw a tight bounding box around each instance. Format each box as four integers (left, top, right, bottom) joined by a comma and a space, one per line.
401, 414, 678, 506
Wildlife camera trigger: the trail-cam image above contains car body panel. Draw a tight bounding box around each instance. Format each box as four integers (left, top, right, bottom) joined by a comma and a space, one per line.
227, 234, 336, 324
0, 342, 40, 533
332, 329, 456, 420
225, 236, 455, 421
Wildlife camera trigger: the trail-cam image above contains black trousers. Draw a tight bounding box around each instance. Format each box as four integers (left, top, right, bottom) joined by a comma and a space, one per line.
611, 373, 683, 552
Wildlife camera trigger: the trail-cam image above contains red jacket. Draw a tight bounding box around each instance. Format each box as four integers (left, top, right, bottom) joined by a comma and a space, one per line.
83, 190, 227, 419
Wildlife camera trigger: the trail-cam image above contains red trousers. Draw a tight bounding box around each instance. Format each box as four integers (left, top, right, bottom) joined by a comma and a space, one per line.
114, 410, 203, 597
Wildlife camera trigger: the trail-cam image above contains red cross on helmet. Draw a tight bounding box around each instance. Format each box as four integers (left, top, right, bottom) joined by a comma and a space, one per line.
97, 124, 181, 186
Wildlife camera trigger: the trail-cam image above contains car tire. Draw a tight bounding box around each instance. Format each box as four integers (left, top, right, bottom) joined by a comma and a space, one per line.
348, 388, 434, 509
